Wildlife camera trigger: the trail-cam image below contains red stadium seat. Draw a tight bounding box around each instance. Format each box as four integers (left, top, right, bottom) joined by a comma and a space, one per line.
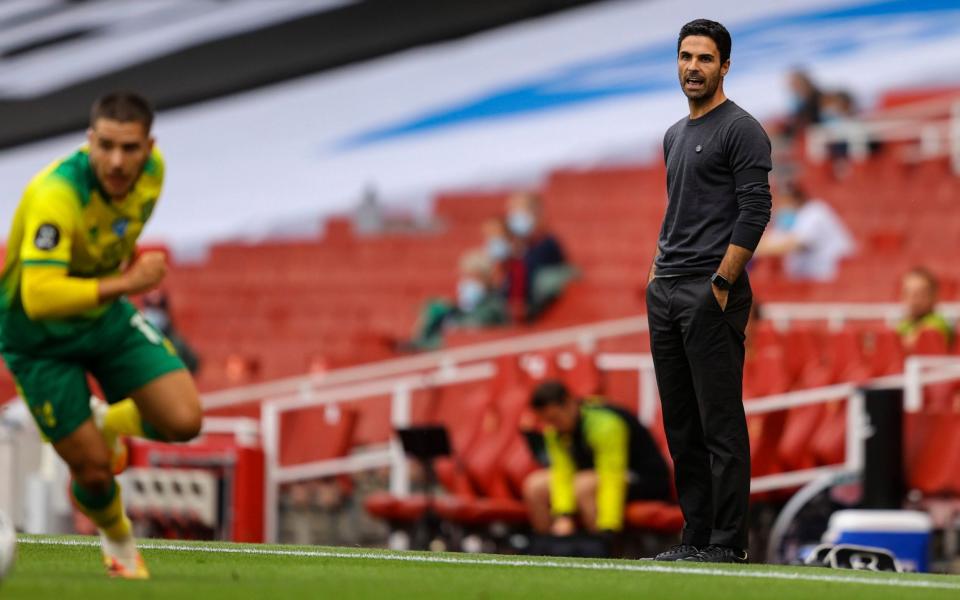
907, 412, 960, 496
810, 401, 847, 466
777, 403, 826, 471
558, 350, 602, 397
863, 328, 905, 376
278, 405, 356, 467
624, 501, 683, 534
745, 346, 790, 398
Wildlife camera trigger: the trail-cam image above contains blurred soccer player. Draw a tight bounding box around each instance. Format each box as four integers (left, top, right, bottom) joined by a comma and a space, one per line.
0, 92, 202, 578
646, 20, 772, 563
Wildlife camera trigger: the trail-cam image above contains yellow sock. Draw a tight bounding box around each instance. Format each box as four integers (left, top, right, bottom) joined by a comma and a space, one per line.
72, 480, 132, 541
103, 399, 146, 439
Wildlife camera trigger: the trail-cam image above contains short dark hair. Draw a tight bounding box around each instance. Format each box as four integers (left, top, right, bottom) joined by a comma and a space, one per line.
90, 91, 154, 132
678, 19, 732, 64
530, 380, 571, 409
905, 266, 939, 293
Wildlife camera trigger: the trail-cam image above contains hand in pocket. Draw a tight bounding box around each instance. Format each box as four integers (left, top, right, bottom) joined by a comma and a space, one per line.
711, 282, 729, 312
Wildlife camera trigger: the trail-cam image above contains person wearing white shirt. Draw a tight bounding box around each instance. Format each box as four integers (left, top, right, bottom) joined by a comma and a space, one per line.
757, 182, 854, 281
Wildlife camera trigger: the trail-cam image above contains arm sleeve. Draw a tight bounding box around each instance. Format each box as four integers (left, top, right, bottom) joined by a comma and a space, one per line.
544, 430, 577, 516
21, 267, 99, 320
725, 117, 773, 251
586, 414, 629, 531
19, 186, 99, 319
662, 128, 674, 165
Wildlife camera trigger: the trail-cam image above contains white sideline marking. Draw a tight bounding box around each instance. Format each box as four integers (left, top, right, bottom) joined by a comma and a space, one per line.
18, 537, 960, 591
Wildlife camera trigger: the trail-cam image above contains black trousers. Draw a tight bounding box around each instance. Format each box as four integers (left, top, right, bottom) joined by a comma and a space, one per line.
646, 272, 752, 550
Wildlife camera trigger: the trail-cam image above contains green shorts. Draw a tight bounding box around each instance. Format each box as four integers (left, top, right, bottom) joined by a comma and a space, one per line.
2, 298, 186, 442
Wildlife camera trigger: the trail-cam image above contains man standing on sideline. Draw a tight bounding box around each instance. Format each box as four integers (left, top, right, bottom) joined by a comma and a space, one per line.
646, 19, 772, 564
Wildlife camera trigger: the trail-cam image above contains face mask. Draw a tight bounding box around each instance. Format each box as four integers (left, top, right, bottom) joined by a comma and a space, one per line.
507, 211, 535, 238
143, 307, 170, 333
776, 208, 798, 230
487, 236, 511, 261
457, 278, 486, 313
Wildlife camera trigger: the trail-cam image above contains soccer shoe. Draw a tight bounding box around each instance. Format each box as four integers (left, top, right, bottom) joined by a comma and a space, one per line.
650, 544, 700, 561
100, 531, 150, 579
680, 545, 748, 564
90, 397, 129, 474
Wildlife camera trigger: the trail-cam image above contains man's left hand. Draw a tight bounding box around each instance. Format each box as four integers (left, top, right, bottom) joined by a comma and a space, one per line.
712, 284, 729, 312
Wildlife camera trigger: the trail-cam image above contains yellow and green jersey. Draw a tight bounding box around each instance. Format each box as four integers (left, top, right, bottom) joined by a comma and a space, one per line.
0, 146, 163, 347
544, 400, 670, 531
896, 313, 954, 348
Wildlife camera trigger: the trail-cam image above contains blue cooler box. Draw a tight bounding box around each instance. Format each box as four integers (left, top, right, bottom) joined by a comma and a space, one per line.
825, 510, 933, 572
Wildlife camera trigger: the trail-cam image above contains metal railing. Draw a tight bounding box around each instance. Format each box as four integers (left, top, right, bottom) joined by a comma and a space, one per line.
805, 97, 960, 174
260, 361, 497, 542
761, 303, 960, 331
257, 347, 960, 543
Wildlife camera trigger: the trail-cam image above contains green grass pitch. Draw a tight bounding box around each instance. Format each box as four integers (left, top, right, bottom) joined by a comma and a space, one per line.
3, 535, 960, 599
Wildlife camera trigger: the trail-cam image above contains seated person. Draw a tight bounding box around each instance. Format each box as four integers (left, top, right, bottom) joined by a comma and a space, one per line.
405, 250, 508, 351
506, 192, 576, 320
481, 217, 525, 320
523, 380, 670, 536
896, 267, 953, 351
755, 181, 854, 281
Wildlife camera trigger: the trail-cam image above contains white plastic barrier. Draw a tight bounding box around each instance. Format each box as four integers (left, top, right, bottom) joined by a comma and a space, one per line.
118, 467, 219, 530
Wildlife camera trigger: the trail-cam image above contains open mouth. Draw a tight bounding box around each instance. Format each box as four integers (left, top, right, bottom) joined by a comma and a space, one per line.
685, 77, 705, 90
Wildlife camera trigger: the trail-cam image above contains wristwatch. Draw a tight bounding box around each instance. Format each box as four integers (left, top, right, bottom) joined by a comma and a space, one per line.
711, 272, 732, 291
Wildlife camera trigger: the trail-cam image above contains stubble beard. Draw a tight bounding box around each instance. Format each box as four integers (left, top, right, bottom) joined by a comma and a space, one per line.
683, 76, 720, 104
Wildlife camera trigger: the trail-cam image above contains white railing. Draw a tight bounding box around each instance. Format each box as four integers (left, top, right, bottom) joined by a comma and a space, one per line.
761, 303, 960, 332
260, 361, 497, 542
806, 97, 960, 174
200, 416, 260, 447
258, 346, 960, 542
903, 355, 960, 412
596, 353, 880, 494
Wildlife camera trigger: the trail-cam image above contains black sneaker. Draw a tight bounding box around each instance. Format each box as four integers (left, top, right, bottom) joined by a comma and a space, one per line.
650, 544, 700, 561
680, 545, 748, 564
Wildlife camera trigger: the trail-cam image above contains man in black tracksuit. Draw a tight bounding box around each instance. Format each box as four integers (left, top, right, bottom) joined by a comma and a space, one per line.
646, 20, 772, 564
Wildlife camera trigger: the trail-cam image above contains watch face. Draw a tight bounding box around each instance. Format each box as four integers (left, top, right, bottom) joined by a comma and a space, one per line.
712, 274, 730, 289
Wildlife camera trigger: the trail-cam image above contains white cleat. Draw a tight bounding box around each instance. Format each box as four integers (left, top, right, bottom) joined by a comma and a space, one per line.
100, 530, 150, 580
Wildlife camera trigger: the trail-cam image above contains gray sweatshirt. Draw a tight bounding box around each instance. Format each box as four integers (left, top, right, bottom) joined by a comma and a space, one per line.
655, 99, 772, 276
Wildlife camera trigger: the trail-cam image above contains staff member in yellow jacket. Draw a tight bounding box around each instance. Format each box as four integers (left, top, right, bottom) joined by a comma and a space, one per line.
0, 92, 201, 579
523, 380, 671, 535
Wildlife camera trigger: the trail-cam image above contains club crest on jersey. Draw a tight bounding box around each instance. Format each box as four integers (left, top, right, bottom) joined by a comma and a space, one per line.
111, 218, 129, 238
34, 223, 60, 250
